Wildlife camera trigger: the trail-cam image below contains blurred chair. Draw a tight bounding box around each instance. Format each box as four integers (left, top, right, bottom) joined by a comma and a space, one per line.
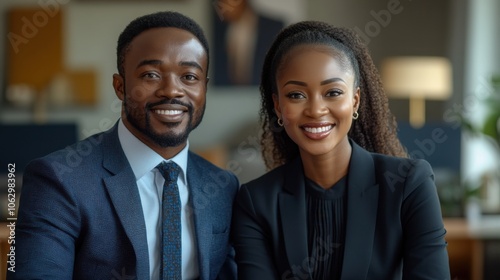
0, 123, 78, 174
0, 123, 77, 278
397, 122, 462, 217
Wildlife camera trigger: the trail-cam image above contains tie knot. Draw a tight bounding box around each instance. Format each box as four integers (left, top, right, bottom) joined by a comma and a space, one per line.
157, 161, 181, 183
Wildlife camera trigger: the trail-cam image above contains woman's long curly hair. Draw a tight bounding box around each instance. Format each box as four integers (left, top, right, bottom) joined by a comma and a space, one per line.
260, 21, 407, 170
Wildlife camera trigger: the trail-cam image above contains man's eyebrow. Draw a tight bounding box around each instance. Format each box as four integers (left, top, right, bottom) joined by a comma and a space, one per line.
136, 59, 162, 69
135, 60, 204, 73
179, 61, 204, 72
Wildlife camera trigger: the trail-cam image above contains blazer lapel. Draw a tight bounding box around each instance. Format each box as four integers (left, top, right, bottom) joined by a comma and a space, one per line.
341, 141, 379, 279
186, 153, 212, 280
101, 125, 150, 280
279, 158, 312, 279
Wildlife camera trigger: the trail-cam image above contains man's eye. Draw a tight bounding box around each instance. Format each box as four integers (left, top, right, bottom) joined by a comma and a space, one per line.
184, 74, 198, 81
143, 73, 160, 79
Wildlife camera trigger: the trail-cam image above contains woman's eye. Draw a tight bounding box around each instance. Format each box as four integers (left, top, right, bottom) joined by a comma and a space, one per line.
286, 92, 304, 99
326, 90, 343, 97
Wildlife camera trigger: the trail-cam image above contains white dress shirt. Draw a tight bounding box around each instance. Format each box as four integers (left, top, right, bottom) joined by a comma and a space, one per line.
118, 119, 199, 279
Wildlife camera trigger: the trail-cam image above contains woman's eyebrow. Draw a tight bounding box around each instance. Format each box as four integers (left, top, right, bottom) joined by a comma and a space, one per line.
320, 77, 346, 85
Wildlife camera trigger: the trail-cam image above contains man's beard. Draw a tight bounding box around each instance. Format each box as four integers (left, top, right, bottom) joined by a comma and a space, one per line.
123, 87, 205, 147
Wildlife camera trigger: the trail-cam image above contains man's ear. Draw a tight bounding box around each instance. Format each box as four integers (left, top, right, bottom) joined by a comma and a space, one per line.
272, 93, 281, 118
113, 74, 125, 101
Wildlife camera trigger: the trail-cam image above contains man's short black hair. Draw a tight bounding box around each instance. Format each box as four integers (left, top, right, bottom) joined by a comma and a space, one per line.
116, 11, 209, 76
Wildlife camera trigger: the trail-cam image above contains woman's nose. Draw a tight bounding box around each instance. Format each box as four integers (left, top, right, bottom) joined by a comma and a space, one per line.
306, 94, 328, 117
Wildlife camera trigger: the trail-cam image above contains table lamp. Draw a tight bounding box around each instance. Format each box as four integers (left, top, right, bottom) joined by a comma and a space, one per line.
381, 56, 452, 128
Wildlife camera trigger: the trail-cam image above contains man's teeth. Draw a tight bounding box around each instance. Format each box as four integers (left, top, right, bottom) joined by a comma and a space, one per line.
304, 125, 332, 133
155, 109, 183, 115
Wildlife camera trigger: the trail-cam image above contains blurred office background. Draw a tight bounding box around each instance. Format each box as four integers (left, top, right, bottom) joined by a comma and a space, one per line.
0, 0, 499, 279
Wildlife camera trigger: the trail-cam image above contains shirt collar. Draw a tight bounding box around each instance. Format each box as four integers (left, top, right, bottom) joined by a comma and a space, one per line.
117, 119, 189, 184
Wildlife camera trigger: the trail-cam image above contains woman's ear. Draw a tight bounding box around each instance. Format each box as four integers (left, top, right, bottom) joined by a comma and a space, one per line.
272, 93, 281, 118
354, 87, 361, 112
113, 74, 125, 101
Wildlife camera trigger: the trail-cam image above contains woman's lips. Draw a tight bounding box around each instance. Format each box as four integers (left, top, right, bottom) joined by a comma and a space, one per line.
301, 124, 334, 140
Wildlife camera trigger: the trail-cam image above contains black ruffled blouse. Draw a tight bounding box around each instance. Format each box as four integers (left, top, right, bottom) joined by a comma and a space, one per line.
305, 176, 348, 280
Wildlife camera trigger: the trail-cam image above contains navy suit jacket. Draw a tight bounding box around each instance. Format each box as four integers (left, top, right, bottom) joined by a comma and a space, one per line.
9, 124, 239, 280
232, 141, 450, 280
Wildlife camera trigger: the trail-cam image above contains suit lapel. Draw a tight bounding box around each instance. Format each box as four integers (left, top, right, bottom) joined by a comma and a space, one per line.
186, 153, 212, 280
341, 141, 379, 279
101, 125, 150, 280
279, 158, 312, 279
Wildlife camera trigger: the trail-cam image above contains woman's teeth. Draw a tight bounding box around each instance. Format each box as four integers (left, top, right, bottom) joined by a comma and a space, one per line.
303, 125, 332, 133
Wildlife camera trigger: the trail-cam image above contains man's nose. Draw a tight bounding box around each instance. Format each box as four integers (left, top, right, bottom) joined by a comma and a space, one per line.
157, 74, 184, 99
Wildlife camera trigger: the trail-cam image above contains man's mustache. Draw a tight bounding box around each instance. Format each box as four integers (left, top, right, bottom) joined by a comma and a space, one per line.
147, 99, 193, 112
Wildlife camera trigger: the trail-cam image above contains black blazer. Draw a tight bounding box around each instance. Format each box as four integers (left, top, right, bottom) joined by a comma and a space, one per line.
232, 141, 450, 280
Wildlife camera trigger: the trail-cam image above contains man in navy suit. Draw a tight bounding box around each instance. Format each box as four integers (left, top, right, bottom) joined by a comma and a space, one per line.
9, 11, 239, 280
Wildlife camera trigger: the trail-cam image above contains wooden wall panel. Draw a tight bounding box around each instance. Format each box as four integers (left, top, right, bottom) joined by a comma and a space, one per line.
6, 8, 97, 106
7, 8, 63, 93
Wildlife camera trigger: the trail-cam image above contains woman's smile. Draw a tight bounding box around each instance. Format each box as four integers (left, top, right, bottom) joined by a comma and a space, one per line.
301, 123, 334, 140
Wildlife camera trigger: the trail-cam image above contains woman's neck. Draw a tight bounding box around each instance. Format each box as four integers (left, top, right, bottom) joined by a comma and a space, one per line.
300, 138, 352, 189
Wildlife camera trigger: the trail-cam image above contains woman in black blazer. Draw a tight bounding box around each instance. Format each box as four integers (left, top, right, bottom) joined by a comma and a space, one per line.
231, 21, 450, 279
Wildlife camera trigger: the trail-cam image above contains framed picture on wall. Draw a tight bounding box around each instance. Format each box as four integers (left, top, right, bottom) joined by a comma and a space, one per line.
211, 0, 305, 87
5, 7, 97, 110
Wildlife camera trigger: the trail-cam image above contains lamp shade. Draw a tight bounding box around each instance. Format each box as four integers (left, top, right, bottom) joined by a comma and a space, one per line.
381, 56, 452, 100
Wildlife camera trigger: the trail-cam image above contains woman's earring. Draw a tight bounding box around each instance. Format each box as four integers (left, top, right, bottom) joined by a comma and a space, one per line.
353, 111, 359, 120
277, 118, 284, 126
